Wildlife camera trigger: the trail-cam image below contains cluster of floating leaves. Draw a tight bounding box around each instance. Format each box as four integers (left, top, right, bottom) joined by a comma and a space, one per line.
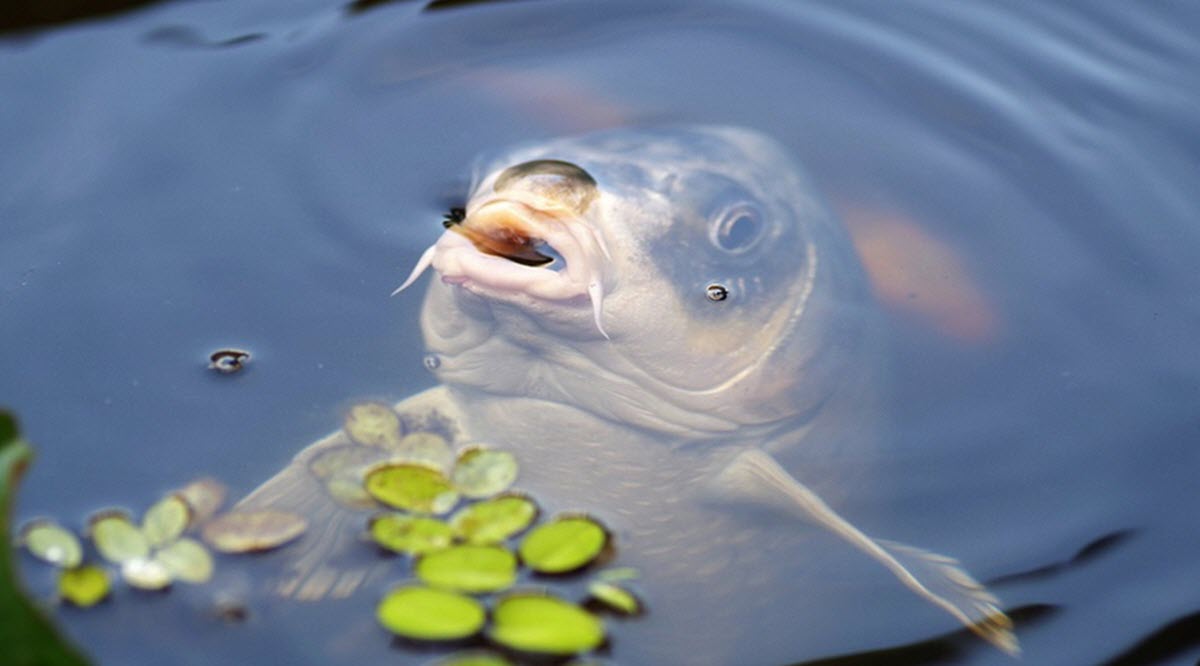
331, 401, 643, 661
19, 479, 224, 605
19, 476, 309, 608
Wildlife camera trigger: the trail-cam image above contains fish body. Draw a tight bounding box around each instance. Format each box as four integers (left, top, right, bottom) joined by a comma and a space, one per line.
238, 126, 1014, 660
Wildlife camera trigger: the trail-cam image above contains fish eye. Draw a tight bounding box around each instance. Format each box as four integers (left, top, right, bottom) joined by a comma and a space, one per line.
709, 203, 765, 254
493, 159, 598, 213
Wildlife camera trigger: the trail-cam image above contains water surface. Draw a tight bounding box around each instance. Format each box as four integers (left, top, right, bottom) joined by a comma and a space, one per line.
2, 1, 1199, 664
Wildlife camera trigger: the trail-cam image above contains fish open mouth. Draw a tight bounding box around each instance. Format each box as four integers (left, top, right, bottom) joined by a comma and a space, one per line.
392, 197, 612, 337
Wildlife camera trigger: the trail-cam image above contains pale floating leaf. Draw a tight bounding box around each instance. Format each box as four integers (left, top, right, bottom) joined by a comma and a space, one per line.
389, 431, 455, 472
518, 515, 609, 574
325, 476, 377, 510
452, 448, 518, 499
201, 510, 307, 554
586, 581, 642, 616
155, 537, 214, 584
365, 463, 459, 515
376, 584, 485, 641
488, 593, 605, 655
142, 494, 190, 547
90, 510, 150, 564
369, 513, 454, 556
177, 477, 227, 526
344, 402, 403, 448
308, 445, 388, 480
308, 445, 390, 509
449, 494, 538, 545
20, 519, 83, 568
58, 565, 111, 607
121, 557, 172, 590
415, 544, 517, 594
595, 567, 639, 582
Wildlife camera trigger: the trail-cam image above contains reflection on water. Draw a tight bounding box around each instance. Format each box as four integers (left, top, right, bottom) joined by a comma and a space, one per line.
2, 1, 1199, 664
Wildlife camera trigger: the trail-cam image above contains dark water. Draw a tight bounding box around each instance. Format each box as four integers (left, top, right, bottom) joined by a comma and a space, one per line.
3, 1, 1199, 664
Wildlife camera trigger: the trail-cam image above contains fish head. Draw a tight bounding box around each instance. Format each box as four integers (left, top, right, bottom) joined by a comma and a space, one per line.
403, 126, 873, 441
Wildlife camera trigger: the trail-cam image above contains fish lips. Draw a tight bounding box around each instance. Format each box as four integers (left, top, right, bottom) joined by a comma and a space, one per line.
394, 198, 613, 338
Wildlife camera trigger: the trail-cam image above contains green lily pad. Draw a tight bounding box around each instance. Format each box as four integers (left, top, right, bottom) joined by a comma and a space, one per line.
376, 584, 485, 641
20, 520, 83, 568
452, 448, 518, 499
201, 510, 307, 554
449, 495, 538, 544
488, 593, 605, 655
415, 544, 517, 594
176, 477, 227, 526
518, 515, 609, 574
345, 402, 403, 448
586, 581, 642, 616
142, 494, 190, 548
390, 432, 455, 473
429, 651, 514, 666
369, 514, 454, 556
121, 557, 172, 590
89, 511, 150, 564
57, 565, 111, 607
154, 538, 214, 584
365, 463, 459, 515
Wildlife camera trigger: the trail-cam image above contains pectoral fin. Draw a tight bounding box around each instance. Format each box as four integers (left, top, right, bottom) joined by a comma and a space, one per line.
707, 447, 1018, 655
233, 386, 470, 601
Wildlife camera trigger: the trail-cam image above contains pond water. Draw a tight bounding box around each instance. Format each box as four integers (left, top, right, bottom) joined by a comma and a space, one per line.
3, 1, 1199, 664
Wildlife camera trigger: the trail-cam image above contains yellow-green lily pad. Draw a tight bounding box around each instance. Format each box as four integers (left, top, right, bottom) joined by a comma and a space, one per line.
365, 463, 459, 515
20, 519, 83, 568
345, 402, 403, 448
121, 557, 172, 590
369, 514, 454, 556
142, 494, 190, 548
89, 511, 150, 564
586, 581, 642, 616
201, 510, 307, 554
376, 584, 485, 641
154, 537, 214, 584
449, 495, 538, 544
452, 448, 518, 499
518, 515, 609, 574
58, 565, 111, 607
429, 652, 514, 666
415, 544, 517, 594
488, 593, 605, 655
390, 432, 455, 472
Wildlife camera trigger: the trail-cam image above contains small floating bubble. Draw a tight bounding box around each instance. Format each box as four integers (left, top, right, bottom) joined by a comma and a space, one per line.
208, 349, 250, 374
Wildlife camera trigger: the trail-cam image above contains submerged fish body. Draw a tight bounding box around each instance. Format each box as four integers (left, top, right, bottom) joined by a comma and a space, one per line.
237, 126, 1014, 660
